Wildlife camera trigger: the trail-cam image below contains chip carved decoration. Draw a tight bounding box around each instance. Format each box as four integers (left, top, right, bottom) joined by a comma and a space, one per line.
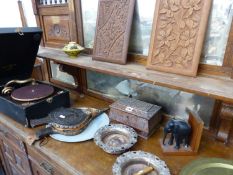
93, 0, 135, 64
147, 0, 212, 76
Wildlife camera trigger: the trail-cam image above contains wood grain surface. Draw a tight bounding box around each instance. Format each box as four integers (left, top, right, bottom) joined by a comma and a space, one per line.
147, 0, 212, 76
0, 95, 232, 175
92, 0, 135, 64
38, 47, 233, 103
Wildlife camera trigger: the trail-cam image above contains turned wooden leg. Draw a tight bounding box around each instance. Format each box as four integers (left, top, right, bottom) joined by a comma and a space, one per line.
216, 103, 233, 144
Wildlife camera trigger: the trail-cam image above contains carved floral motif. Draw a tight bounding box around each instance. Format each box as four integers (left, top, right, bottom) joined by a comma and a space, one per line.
150, 0, 206, 71
93, 0, 134, 64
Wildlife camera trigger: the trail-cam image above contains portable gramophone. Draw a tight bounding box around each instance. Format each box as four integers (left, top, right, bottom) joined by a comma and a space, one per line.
0, 27, 70, 127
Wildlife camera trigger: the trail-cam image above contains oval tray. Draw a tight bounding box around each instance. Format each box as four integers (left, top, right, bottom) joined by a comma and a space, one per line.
112, 151, 170, 175
94, 124, 137, 154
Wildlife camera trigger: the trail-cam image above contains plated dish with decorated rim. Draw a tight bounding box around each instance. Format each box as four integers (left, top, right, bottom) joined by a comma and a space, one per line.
112, 151, 170, 175
94, 124, 137, 154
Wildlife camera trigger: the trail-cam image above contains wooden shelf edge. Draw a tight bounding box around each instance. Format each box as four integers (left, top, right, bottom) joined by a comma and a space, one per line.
37, 47, 233, 103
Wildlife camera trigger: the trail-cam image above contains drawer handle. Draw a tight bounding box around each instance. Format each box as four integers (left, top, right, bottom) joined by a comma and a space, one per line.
40, 162, 53, 174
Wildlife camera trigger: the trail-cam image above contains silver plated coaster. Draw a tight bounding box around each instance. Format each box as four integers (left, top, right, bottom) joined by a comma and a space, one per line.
94, 124, 137, 154
112, 151, 171, 175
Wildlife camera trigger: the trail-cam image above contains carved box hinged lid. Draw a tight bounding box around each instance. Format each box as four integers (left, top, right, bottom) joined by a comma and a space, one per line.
110, 98, 161, 119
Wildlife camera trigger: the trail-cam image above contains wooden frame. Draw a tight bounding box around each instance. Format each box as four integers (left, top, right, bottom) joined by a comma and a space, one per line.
73, 0, 84, 46
46, 60, 86, 93
31, 0, 84, 48
18, 0, 27, 27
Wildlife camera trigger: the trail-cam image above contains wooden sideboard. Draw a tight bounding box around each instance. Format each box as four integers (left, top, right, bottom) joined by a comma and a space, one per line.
0, 94, 232, 175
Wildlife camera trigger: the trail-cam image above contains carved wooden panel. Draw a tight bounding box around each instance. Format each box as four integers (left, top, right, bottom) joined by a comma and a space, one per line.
43, 15, 71, 45
34, 2, 83, 48
147, 0, 212, 76
92, 0, 135, 64
1, 140, 32, 175
0, 127, 32, 175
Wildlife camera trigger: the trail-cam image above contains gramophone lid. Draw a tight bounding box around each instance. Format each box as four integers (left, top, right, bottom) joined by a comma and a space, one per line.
0, 27, 42, 85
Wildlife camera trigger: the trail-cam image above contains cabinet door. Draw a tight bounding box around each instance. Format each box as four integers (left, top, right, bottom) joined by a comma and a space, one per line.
0, 126, 32, 175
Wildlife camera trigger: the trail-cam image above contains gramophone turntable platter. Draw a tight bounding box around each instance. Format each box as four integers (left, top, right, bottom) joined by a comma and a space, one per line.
11, 84, 54, 102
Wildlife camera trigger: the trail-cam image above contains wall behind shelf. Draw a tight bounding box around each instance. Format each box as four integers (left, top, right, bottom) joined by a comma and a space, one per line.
86, 70, 215, 127
0, 0, 36, 27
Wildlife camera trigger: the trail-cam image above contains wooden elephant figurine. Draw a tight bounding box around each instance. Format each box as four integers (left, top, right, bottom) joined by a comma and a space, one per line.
163, 119, 191, 149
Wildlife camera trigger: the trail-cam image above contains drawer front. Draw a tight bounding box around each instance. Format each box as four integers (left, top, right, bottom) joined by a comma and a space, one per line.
109, 108, 149, 132
30, 158, 54, 175
28, 147, 65, 175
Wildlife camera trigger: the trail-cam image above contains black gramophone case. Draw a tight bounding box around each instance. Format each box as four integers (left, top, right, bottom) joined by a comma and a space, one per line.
0, 27, 70, 127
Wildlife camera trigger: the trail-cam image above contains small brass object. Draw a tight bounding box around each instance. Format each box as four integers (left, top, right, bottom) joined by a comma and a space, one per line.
15, 28, 24, 36
2, 78, 36, 94
133, 166, 156, 175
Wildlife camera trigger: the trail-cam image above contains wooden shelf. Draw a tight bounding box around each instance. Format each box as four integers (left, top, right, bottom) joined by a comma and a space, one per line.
38, 47, 233, 103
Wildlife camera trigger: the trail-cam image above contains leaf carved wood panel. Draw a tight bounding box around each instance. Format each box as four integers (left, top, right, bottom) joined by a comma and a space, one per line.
92, 0, 135, 64
147, 0, 212, 76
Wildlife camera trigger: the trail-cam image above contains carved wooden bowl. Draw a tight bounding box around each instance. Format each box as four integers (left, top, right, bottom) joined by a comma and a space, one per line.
94, 124, 137, 154
112, 151, 171, 175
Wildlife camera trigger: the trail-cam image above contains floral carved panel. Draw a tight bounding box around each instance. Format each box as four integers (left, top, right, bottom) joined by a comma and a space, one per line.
147, 0, 212, 76
92, 0, 135, 64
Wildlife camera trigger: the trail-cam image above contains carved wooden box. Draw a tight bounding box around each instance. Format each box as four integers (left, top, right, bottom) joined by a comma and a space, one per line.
147, 0, 212, 76
109, 98, 162, 139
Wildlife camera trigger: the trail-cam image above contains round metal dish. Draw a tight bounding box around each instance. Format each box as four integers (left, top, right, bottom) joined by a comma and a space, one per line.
180, 158, 233, 175
112, 151, 170, 175
94, 124, 137, 154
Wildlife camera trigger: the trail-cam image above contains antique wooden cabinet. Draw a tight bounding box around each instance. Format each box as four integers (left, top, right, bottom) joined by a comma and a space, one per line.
0, 122, 70, 175
0, 125, 32, 175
